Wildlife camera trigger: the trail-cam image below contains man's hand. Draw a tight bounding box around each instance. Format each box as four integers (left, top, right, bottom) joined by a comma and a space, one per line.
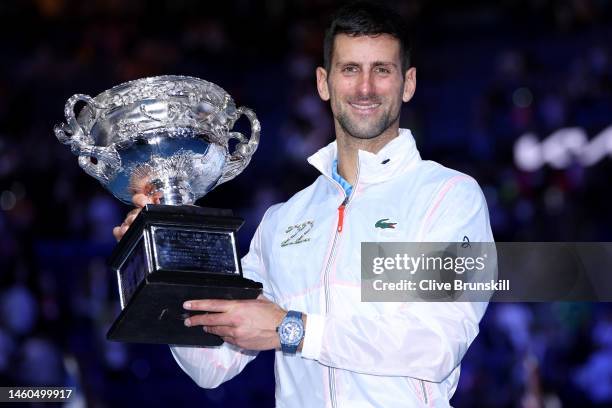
183, 296, 287, 351
112, 193, 160, 241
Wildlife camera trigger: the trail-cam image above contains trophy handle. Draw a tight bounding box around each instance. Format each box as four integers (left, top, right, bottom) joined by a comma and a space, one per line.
77, 146, 121, 183
217, 106, 261, 185
55, 94, 121, 183
65, 94, 99, 140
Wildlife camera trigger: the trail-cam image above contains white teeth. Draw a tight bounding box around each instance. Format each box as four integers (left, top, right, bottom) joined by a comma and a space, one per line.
350, 103, 380, 110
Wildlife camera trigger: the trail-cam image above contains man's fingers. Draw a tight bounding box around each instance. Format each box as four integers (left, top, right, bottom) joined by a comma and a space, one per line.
203, 325, 236, 338
220, 336, 235, 344
132, 192, 161, 208
113, 194, 157, 242
185, 312, 234, 327
127, 207, 141, 217
133, 191, 163, 206
184, 299, 235, 312
112, 226, 123, 241
113, 208, 139, 241
132, 193, 151, 208
124, 208, 141, 225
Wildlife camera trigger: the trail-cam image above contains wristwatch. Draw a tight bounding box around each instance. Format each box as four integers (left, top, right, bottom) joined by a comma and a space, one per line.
277, 310, 304, 354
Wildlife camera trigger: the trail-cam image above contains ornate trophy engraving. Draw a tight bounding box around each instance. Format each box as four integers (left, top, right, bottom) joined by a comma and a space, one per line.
55, 76, 263, 346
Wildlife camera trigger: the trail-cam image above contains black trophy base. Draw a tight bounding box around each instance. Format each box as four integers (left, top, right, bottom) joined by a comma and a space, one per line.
106, 204, 263, 347
106, 272, 262, 346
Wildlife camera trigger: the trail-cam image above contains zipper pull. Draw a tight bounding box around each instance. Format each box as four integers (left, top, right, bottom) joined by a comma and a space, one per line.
337, 197, 349, 232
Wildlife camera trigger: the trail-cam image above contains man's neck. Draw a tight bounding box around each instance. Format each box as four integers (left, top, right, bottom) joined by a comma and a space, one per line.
335, 126, 400, 185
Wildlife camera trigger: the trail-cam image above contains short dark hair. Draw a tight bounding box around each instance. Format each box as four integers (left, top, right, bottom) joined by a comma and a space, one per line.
323, 1, 411, 73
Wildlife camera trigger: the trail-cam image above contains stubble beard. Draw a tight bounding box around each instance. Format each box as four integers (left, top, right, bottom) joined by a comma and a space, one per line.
333, 94, 401, 140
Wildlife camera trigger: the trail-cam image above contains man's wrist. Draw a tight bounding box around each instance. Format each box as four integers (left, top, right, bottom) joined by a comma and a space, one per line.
273, 307, 286, 351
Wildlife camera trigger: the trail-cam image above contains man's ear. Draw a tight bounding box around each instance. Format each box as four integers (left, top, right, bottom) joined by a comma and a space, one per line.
402, 67, 417, 102
316, 67, 330, 101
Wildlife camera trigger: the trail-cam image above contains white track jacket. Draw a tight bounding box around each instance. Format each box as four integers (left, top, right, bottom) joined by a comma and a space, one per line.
171, 128, 494, 407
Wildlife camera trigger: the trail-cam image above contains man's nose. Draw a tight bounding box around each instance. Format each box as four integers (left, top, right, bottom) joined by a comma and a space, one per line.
357, 71, 375, 96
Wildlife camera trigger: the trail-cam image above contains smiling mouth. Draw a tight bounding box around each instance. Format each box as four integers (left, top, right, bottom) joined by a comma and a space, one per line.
349, 102, 381, 111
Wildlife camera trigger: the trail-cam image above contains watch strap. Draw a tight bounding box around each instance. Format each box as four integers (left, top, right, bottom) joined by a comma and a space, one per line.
286, 310, 302, 320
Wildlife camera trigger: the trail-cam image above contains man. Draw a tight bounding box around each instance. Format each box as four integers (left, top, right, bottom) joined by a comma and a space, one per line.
114, 2, 493, 406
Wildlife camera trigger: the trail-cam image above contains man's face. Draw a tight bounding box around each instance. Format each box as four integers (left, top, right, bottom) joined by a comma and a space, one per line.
316, 33, 416, 140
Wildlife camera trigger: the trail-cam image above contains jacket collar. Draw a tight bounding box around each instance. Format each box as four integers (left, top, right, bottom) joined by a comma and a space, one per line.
307, 128, 421, 185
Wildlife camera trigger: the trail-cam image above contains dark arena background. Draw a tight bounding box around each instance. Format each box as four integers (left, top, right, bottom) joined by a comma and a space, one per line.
1, 0, 611, 407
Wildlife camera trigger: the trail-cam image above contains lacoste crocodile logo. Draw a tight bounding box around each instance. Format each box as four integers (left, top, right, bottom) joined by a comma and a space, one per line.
375, 218, 397, 229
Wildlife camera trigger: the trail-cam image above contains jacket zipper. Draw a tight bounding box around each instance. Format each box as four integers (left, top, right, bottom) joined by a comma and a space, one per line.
324, 193, 345, 408
420, 380, 429, 404
337, 197, 348, 232
323, 166, 359, 408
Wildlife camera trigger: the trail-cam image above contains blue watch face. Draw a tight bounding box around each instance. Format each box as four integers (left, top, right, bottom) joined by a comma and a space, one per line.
280, 318, 304, 345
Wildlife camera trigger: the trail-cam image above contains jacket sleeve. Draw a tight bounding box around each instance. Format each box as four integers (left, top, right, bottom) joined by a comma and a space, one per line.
170, 207, 274, 388
300, 176, 494, 382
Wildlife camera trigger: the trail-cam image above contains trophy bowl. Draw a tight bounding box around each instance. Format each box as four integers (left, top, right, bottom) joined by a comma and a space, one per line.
54, 75, 260, 205
54, 76, 263, 346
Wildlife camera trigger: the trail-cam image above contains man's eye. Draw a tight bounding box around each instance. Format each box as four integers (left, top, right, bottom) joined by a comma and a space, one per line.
375, 67, 391, 74
342, 66, 358, 73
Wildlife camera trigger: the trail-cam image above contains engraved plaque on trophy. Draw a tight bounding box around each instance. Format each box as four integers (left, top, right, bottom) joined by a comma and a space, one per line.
55, 76, 263, 346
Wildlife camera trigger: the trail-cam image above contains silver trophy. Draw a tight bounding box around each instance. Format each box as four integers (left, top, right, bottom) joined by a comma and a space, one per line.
55, 75, 263, 346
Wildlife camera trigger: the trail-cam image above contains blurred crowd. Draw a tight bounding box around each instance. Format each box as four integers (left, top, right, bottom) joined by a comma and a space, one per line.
0, 0, 611, 406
